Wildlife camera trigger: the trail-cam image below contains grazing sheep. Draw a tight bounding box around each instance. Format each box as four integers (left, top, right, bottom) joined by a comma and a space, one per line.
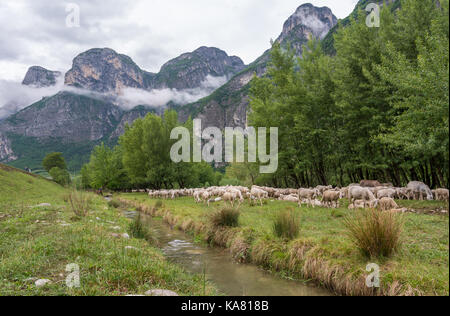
222, 192, 241, 207
201, 191, 211, 206
322, 190, 342, 208
250, 187, 268, 206
377, 197, 399, 211
298, 189, 318, 208
376, 188, 397, 199
348, 186, 378, 208
435, 188, 449, 201
407, 181, 433, 201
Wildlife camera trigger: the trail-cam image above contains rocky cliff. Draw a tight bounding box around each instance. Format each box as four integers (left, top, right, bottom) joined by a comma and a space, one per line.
22, 66, 61, 87
64, 48, 154, 94
1, 92, 123, 143
153, 46, 245, 90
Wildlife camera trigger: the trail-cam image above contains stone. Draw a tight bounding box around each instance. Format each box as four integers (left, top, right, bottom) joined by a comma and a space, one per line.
34, 203, 51, 208
35, 279, 51, 287
145, 289, 179, 297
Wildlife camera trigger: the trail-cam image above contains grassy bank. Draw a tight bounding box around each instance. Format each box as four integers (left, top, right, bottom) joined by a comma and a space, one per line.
118, 194, 449, 296
0, 164, 218, 296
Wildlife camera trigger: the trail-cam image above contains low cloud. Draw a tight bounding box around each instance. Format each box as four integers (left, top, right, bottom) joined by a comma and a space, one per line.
0, 75, 64, 119
0, 74, 227, 119
116, 75, 228, 110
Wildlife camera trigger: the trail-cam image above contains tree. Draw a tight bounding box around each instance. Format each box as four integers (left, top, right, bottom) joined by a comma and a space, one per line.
43, 152, 67, 173
49, 167, 71, 186
82, 144, 130, 190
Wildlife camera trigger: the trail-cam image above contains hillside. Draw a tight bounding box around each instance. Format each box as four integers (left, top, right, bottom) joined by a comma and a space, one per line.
0, 163, 218, 296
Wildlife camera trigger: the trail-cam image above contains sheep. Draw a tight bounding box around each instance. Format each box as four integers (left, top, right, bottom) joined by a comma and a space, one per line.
377, 197, 399, 211
316, 185, 333, 196
396, 187, 410, 200
348, 200, 365, 210
322, 190, 342, 208
435, 188, 449, 201
250, 187, 268, 206
348, 186, 378, 208
407, 181, 433, 200
298, 188, 318, 208
201, 191, 211, 206
222, 191, 241, 207
360, 180, 382, 188
280, 194, 299, 202
376, 188, 397, 199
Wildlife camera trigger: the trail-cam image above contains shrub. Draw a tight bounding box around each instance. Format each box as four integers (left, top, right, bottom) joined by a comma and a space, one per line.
68, 190, 91, 218
343, 209, 404, 258
128, 213, 155, 243
273, 209, 300, 240
49, 167, 71, 186
209, 208, 240, 228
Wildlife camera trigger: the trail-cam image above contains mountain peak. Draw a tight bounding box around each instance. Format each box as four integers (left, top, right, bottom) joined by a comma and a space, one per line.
277, 3, 337, 46
64, 48, 151, 94
22, 66, 61, 87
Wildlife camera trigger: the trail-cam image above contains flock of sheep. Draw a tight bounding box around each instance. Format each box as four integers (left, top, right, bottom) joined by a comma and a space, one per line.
140, 180, 449, 212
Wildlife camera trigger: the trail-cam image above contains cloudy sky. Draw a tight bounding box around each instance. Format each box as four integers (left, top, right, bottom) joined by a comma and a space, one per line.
0, 0, 359, 82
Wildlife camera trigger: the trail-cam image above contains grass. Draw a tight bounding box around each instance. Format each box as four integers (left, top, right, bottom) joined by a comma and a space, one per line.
118, 193, 449, 296
0, 164, 219, 296
273, 209, 300, 240
343, 209, 404, 258
209, 207, 240, 228
67, 190, 91, 218
127, 213, 155, 243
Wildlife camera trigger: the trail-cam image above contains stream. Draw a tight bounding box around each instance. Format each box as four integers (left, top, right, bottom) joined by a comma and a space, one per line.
123, 210, 331, 296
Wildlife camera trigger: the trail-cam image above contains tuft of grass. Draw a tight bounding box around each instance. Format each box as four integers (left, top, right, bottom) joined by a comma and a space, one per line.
107, 199, 121, 209
273, 209, 300, 240
68, 190, 91, 218
209, 207, 240, 228
154, 200, 163, 209
343, 209, 404, 258
128, 213, 156, 244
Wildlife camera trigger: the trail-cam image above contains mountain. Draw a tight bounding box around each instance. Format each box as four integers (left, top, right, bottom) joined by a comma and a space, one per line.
179, 3, 337, 129
64, 46, 245, 93
22, 66, 61, 87
65, 48, 153, 93
0, 45, 244, 169
152, 46, 246, 90
0, 2, 340, 171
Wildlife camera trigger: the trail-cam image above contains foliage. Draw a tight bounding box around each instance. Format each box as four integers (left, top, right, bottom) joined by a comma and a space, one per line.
249, 0, 449, 188
42, 152, 67, 173
49, 167, 71, 186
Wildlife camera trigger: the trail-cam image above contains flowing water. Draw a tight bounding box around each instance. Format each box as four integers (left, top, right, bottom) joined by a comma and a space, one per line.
124, 210, 331, 296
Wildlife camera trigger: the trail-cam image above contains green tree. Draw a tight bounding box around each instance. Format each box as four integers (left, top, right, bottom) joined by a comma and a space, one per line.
49, 167, 71, 186
43, 152, 67, 173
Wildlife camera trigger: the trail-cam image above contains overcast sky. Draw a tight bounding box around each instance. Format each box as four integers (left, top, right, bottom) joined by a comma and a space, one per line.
0, 0, 359, 82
